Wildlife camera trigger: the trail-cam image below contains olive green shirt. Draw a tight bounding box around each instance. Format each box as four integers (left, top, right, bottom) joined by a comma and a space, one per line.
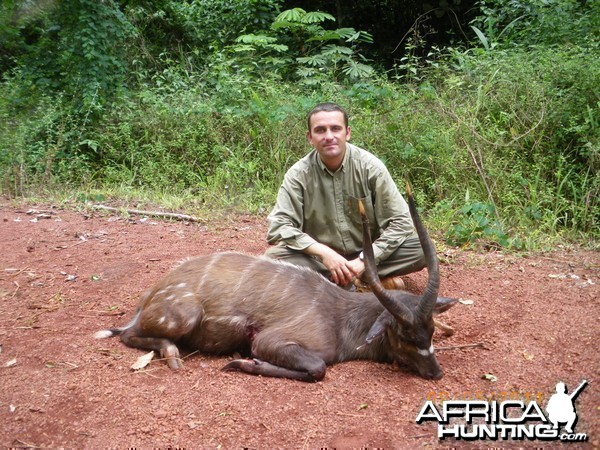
266, 143, 415, 263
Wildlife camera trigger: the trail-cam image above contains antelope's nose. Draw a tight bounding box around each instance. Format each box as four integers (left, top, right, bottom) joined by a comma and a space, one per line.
421, 366, 443, 380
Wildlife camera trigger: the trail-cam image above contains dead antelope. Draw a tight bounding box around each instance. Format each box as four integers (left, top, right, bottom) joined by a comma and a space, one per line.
94, 185, 457, 381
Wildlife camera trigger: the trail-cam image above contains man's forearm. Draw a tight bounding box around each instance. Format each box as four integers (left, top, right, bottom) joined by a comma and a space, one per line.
303, 241, 336, 260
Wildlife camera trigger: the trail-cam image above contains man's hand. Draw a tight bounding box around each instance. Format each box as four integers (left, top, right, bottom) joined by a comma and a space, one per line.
346, 257, 365, 279
305, 243, 364, 286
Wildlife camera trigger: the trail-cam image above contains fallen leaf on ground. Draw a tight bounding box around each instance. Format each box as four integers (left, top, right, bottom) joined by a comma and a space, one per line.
522, 351, 534, 361
131, 351, 154, 370
4, 358, 17, 368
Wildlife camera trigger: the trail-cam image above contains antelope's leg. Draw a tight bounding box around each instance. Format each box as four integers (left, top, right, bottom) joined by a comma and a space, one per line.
222, 330, 328, 382
433, 318, 454, 336
222, 358, 321, 382
120, 332, 183, 369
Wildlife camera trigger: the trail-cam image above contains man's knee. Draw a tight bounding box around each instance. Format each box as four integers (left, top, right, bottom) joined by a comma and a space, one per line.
264, 245, 326, 273
377, 235, 427, 277
264, 245, 286, 259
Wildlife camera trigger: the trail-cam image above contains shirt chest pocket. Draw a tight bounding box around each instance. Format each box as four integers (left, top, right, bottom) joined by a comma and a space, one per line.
344, 195, 376, 232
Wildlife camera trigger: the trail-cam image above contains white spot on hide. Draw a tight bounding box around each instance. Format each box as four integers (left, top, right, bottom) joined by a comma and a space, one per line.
417, 344, 435, 356
185, 316, 197, 329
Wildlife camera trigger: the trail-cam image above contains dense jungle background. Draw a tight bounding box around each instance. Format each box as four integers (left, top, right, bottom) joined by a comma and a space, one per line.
1, 0, 599, 248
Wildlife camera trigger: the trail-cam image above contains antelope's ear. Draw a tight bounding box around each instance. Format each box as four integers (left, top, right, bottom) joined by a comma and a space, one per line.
366, 310, 395, 343
434, 297, 458, 315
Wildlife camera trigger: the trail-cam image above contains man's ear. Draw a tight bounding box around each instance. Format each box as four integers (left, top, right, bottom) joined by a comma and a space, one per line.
346, 126, 351, 141
306, 130, 313, 145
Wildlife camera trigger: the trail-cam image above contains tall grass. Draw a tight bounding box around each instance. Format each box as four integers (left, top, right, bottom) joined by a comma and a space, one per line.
1, 45, 598, 249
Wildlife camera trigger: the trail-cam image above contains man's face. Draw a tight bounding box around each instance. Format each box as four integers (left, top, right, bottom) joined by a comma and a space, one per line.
306, 110, 351, 171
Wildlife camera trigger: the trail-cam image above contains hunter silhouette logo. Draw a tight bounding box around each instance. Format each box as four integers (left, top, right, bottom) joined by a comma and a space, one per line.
416, 380, 589, 442
546, 380, 587, 434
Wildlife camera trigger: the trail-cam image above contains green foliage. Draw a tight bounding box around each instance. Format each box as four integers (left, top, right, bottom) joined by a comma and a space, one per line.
445, 199, 522, 249
274, 7, 335, 24
471, 0, 600, 48
272, 8, 375, 83
1, 0, 598, 250
12, 0, 134, 113
123, 0, 281, 68
0, 0, 41, 74
0, 82, 92, 194
227, 7, 375, 84
440, 22, 599, 236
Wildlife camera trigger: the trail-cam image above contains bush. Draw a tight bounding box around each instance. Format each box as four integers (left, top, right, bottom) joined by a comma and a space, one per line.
1, 0, 597, 248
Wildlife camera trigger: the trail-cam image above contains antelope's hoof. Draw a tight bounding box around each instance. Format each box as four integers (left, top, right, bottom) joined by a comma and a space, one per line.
222, 358, 259, 372
160, 344, 183, 370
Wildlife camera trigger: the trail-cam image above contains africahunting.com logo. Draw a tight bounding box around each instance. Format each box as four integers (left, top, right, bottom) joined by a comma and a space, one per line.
416, 380, 589, 442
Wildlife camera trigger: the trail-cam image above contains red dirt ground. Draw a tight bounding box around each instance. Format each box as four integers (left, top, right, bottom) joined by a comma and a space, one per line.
0, 201, 598, 449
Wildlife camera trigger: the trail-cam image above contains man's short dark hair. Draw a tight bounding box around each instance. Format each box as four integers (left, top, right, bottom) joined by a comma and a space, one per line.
307, 102, 349, 130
